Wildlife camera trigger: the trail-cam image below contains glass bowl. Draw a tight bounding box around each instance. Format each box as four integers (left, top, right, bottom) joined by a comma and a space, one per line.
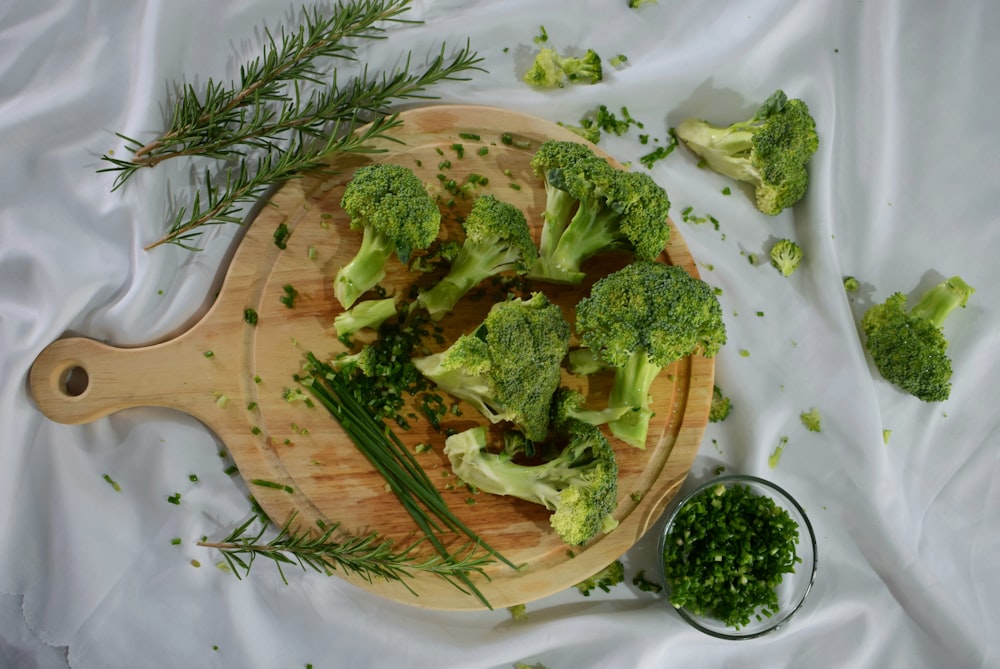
656, 474, 817, 639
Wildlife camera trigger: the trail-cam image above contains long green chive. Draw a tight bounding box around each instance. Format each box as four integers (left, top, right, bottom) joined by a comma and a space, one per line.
297, 353, 515, 608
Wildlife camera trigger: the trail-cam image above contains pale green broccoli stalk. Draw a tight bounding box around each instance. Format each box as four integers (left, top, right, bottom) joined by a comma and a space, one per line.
529, 140, 599, 261
333, 296, 398, 338
443, 419, 619, 546
575, 261, 727, 448
861, 276, 975, 402
335, 163, 441, 308
412, 293, 570, 440
709, 385, 732, 422
527, 145, 671, 285
416, 195, 537, 319
769, 238, 803, 276
524, 47, 603, 88
551, 386, 629, 427
574, 559, 625, 596
800, 407, 821, 432
675, 90, 819, 215
566, 347, 614, 376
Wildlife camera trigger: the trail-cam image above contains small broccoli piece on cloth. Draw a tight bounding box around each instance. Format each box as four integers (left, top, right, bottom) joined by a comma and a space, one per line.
675, 90, 818, 215
862, 275, 975, 402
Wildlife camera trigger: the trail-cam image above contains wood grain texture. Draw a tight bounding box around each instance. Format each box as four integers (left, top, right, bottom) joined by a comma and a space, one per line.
29, 105, 714, 610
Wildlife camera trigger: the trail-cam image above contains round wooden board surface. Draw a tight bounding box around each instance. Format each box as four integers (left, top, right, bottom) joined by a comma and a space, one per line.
29, 105, 714, 610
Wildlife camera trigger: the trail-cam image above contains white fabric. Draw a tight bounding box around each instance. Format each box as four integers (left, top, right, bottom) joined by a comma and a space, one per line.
1, 0, 997, 667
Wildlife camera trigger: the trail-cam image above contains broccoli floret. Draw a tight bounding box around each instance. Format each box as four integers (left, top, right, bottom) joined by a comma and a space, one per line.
844, 275, 860, 292
412, 293, 570, 440
335, 164, 441, 308
527, 148, 671, 284
574, 559, 625, 596
769, 238, 803, 276
333, 296, 398, 339
444, 419, 619, 546
551, 386, 629, 427
861, 276, 975, 402
675, 90, 819, 215
416, 195, 538, 319
524, 47, 603, 88
575, 261, 727, 448
709, 385, 732, 422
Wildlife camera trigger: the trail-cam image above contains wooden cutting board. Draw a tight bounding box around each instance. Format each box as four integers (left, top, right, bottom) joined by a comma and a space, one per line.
29, 105, 714, 610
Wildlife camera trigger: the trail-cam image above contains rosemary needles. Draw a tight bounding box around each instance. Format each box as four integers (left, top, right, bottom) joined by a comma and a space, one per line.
200, 511, 499, 596
100, 0, 485, 250
294, 352, 515, 607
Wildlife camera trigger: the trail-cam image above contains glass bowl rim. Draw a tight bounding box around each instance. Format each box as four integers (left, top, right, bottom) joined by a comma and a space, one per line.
656, 473, 818, 640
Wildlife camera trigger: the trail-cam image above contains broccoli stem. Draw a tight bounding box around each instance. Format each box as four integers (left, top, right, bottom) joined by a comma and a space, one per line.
909, 276, 975, 329
334, 226, 396, 308
675, 119, 758, 183
548, 206, 622, 278
538, 183, 577, 258
607, 350, 662, 448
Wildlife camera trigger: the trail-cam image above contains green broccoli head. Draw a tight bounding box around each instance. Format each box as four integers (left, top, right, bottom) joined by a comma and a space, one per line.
530, 154, 671, 284
335, 163, 441, 308
769, 238, 803, 277
412, 293, 570, 440
416, 194, 538, 319
861, 276, 974, 402
575, 261, 726, 447
675, 90, 819, 215
443, 419, 619, 546
524, 47, 603, 88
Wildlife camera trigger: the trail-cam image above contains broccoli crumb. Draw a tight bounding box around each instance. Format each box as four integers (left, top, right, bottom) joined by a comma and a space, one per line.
709, 385, 732, 422
800, 407, 822, 432
632, 569, 663, 593
103, 473, 121, 492
574, 560, 625, 596
767, 435, 789, 468
843, 276, 859, 292
508, 603, 528, 621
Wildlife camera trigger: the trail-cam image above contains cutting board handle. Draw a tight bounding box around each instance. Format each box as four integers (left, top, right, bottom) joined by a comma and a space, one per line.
29, 336, 215, 425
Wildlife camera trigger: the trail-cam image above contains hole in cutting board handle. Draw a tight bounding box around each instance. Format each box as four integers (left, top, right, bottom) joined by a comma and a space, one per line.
61, 366, 89, 397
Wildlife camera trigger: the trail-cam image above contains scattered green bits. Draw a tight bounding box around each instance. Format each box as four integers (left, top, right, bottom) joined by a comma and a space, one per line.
280, 284, 298, 308
273, 222, 290, 249
244, 307, 259, 326
843, 276, 859, 292
167, 493, 182, 505
103, 474, 121, 492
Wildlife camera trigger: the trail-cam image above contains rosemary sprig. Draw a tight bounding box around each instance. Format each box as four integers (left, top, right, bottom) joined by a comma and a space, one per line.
145, 111, 402, 251
101, 0, 416, 184
99, 0, 485, 252
199, 511, 496, 594
296, 352, 515, 608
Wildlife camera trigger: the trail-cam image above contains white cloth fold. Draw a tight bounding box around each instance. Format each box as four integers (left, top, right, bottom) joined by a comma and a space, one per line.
1, 0, 997, 667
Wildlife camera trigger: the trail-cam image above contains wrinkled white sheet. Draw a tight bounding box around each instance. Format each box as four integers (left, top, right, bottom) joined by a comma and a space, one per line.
1, 1, 998, 667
